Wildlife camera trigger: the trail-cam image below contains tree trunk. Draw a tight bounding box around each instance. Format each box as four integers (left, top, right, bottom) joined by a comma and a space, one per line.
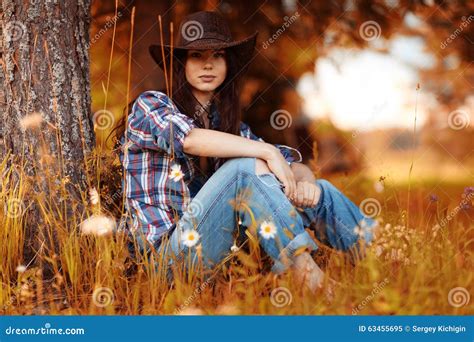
0, 0, 95, 262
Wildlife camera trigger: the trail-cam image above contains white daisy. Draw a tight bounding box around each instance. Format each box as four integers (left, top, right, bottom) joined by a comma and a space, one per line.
181, 230, 200, 248
16, 265, 27, 273
259, 220, 277, 239
169, 164, 184, 182
374, 181, 384, 193
89, 187, 100, 205
80, 215, 116, 236
230, 244, 239, 252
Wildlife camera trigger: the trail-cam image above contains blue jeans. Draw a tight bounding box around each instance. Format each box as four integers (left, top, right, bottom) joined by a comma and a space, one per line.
149, 157, 377, 276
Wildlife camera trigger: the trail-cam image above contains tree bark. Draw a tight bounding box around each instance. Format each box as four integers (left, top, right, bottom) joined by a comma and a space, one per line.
0, 0, 94, 262
1, 0, 95, 179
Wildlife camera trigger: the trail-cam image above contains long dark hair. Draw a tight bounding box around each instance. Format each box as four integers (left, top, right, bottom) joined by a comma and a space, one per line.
108, 47, 243, 148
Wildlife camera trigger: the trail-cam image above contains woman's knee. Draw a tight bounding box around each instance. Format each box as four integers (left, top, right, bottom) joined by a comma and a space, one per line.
315, 178, 337, 193
254, 158, 271, 175
219, 157, 255, 175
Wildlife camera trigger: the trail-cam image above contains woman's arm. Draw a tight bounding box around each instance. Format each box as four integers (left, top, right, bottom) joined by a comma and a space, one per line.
183, 128, 274, 159
183, 128, 296, 198
290, 162, 316, 183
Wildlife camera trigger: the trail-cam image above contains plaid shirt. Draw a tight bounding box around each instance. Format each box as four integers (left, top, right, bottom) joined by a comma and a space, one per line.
119, 90, 302, 248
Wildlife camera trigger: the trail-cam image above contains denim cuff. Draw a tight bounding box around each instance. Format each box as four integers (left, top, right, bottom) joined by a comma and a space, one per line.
271, 231, 318, 274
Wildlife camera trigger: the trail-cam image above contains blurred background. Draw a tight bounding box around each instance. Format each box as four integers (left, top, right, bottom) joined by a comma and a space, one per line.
90, 0, 473, 186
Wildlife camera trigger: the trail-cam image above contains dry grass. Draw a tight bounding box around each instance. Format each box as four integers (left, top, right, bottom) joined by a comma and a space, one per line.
0, 147, 472, 316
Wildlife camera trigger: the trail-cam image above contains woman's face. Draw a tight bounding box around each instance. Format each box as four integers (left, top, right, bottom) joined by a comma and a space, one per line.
185, 49, 227, 95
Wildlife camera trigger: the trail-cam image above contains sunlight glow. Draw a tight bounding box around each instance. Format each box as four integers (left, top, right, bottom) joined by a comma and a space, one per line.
297, 37, 437, 132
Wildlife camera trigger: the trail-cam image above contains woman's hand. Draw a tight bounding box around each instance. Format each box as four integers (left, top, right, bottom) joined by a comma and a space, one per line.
264, 145, 297, 199
292, 181, 321, 208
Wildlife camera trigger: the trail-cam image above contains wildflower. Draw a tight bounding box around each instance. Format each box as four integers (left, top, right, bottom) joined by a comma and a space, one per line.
353, 226, 364, 238
16, 265, 27, 273
259, 220, 277, 239
89, 187, 100, 205
80, 215, 116, 236
374, 181, 384, 193
429, 194, 439, 202
176, 307, 204, 315
215, 304, 240, 315
169, 164, 184, 182
19, 112, 43, 130
230, 244, 239, 252
181, 230, 200, 248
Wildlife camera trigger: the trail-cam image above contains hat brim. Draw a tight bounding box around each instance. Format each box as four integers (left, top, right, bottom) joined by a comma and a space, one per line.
149, 32, 258, 73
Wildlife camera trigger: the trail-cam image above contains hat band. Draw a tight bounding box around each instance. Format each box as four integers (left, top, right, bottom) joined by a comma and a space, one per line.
182, 38, 230, 48
181, 31, 232, 46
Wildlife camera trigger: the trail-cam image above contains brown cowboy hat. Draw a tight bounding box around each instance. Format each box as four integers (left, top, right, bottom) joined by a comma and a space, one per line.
149, 11, 258, 72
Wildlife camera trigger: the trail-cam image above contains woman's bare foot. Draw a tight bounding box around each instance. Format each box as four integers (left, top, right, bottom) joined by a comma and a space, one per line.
292, 252, 324, 292
292, 252, 338, 302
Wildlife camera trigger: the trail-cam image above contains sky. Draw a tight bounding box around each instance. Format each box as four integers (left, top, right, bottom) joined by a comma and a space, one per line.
297, 34, 439, 132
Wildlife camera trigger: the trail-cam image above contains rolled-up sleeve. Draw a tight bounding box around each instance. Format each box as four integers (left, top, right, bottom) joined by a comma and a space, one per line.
127, 91, 196, 157
239, 121, 302, 165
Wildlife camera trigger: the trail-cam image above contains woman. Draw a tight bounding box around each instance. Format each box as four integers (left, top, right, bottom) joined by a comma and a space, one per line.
115, 11, 377, 292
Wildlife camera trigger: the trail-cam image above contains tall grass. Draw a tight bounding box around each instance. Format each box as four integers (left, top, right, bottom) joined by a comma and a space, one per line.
0, 146, 472, 315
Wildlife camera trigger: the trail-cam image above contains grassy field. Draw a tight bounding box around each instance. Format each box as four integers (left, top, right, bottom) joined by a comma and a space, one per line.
0, 147, 472, 316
